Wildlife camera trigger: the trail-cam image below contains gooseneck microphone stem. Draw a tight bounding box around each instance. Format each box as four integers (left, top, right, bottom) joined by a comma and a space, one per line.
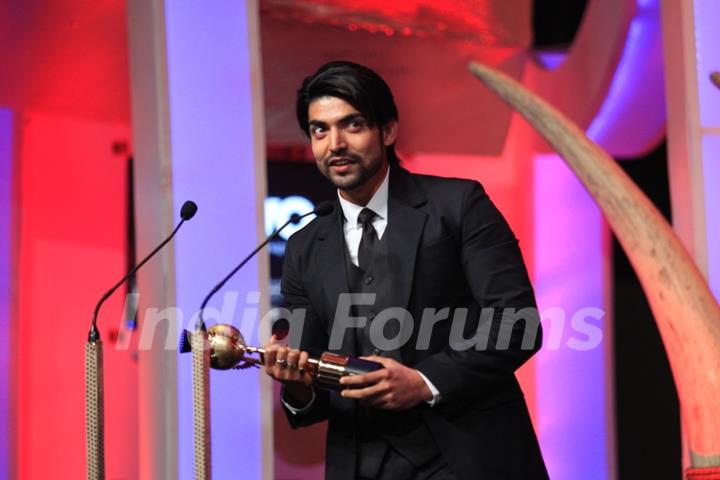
197, 213, 309, 331
196, 201, 334, 331
90, 219, 185, 341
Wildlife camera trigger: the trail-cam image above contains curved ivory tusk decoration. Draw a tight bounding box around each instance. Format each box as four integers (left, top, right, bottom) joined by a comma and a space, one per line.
468, 61, 720, 467
711, 71, 720, 91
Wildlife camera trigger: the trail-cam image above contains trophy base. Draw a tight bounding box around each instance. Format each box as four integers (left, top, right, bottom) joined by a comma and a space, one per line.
315, 353, 383, 389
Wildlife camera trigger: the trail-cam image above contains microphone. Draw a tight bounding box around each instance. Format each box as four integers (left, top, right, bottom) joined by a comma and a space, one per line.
181, 200, 198, 221
312, 201, 334, 217
89, 200, 198, 340
86, 199, 197, 480
195, 200, 334, 331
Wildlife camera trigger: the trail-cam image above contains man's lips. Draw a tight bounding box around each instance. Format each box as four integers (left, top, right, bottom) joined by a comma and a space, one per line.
328, 157, 355, 167
328, 158, 357, 172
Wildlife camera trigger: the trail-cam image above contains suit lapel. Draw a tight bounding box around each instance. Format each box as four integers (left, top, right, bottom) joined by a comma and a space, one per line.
386, 166, 428, 312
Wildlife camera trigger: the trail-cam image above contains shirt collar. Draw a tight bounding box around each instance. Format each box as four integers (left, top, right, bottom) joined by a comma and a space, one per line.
337, 167, 389, 226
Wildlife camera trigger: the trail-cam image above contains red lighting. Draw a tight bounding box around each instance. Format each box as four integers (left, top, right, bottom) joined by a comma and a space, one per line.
261, 0, 531, 46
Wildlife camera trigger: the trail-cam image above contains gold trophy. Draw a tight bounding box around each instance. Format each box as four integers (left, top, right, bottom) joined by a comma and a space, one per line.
179, 324, 382, 389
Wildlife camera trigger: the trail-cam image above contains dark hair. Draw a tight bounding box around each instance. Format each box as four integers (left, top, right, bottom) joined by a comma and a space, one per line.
296, 61, 400, 163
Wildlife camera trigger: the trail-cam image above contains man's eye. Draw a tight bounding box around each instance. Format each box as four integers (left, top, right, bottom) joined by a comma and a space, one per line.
311, 127, 326, 136
348, 121, 363, 130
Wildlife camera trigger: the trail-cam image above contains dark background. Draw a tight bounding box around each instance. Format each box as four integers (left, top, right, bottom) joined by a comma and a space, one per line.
612, 144, 681, 478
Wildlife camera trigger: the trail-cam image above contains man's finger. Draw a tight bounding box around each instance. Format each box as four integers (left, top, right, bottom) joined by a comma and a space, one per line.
275, 347, 288, 370
341, 381, 386, 400
264, 346, 277, 370
298, 351, 309, 370
286, 349, 300, 370
339, 368, 386, 386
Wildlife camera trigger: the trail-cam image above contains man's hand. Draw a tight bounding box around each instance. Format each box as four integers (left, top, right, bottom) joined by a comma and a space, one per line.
339, 356, 432, 410
263, 335, 314, 405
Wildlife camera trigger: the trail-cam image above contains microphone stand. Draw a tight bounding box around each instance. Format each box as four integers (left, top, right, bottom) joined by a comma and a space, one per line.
85, 201, 196, 480
85, 331, 106, 480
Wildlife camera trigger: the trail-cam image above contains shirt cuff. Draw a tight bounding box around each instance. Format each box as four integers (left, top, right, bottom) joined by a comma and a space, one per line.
417, 371, 442, 406
281, 385, 316, 415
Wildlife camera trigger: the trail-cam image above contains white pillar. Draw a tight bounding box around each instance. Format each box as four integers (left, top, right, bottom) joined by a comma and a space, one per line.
661, 0, 720, 468
127, 1, 178, 478
661, 0, 720, 301
127, 1, 270, 478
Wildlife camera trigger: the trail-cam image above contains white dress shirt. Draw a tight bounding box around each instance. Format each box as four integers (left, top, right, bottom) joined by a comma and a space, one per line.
284, 168, 441, 413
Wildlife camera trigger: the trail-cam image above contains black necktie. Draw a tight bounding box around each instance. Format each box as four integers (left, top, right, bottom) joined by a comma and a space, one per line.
357, 208, 378, 271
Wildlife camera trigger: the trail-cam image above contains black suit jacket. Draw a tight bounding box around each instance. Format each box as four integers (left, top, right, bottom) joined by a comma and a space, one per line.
281, 166, 548, 479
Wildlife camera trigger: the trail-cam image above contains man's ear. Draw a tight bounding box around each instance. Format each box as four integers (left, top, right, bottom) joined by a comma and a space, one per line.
382, 120, 398, 147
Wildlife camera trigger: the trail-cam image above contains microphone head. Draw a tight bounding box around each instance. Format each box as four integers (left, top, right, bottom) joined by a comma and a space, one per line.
313, 201, 334, 217
178, 329, 192, 353
180, 200, 198, 220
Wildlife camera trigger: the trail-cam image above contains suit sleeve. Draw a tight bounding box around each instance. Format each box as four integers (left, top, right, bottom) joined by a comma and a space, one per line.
280, 234, 331, 428
415, 181, 542, 409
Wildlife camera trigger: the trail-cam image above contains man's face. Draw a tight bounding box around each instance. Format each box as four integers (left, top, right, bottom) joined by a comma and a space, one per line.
307, 96, 396, 191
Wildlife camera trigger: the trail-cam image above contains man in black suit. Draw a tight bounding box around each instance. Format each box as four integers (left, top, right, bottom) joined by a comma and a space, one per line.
264, 61, 548, 480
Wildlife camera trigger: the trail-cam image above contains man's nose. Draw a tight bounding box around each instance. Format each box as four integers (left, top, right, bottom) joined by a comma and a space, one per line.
328, 128, 347, 152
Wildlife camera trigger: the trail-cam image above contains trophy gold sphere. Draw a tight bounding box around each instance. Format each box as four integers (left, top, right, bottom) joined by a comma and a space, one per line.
207, 324, 247, 370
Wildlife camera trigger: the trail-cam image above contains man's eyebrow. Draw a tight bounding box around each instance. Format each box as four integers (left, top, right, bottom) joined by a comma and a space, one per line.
338, 113, 365, 124
308, 113, 366, 128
